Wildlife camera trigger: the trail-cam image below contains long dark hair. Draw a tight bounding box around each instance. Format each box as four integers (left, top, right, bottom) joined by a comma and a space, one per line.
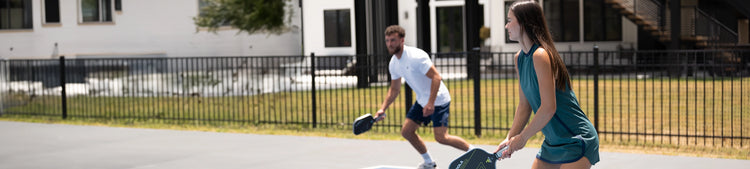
511, 1, 571, 91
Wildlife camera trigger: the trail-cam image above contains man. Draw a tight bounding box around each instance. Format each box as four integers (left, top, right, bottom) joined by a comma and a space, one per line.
375, 25, 473, 169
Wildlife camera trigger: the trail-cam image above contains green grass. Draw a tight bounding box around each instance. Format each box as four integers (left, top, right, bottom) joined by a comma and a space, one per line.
2, 78, 749, 159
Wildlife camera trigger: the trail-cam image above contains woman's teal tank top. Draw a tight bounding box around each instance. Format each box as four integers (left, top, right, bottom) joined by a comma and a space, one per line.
517, 44, 600, 165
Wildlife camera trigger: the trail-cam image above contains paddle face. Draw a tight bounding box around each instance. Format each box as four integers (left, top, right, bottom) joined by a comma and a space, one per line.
449, 147, 506, 169
353, 114, 375, 135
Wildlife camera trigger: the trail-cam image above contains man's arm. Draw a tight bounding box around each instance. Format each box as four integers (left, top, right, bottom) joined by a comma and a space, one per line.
422, 66, 442, 117
375, 79, 402, 119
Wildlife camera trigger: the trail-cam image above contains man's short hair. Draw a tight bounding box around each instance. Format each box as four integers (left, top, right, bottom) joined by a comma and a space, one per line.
384, 25, 405, 38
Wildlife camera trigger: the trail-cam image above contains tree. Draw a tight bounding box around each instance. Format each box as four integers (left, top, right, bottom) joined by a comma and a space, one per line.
193, 0, 293, 34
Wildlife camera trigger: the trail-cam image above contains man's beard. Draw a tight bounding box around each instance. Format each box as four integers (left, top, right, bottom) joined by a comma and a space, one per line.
389, 46, 402, 55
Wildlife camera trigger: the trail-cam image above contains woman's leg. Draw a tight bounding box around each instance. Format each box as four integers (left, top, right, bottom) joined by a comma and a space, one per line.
560, 156, 591, 169
531, 156, 591, 169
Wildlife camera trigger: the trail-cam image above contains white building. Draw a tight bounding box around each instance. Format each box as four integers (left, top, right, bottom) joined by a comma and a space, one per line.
303, 0, 639, 56
0, 0, 302, 59
303, 0, 749, 56
2, 0, 746, 59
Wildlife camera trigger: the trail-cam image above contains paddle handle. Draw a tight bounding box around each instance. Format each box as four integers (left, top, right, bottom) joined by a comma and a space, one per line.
492, 146, 509, 159
374, 113, 385, 122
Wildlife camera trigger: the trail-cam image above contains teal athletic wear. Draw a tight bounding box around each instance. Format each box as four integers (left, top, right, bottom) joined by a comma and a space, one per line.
517, 44, 600, 165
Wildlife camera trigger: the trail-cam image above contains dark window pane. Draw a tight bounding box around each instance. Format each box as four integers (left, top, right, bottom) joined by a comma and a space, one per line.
81, 0, 100, 22
544, 0, 579, 42
584, 0, 621, 41
81, 0, 111, 22
102, 0, 111, 21
115, 0, 121, 11
0, 0, 33, 29
604, 2, 621, 41
437, 6, 463, 52
324, 9, 351, 47
338, 10, 351, 46
45, 0, 60, 23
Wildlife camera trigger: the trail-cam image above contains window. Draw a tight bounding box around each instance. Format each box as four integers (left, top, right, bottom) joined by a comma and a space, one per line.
80, 0, 112, 22
44, 0, 60, 24
437, 6, 463, 52
114, 0, 121, 11
584, 0, 621, 41
544, 0, 579, 42
198, 0, 230, 26
0, 0, 33, 30
435, 4, 483, 52
324, 9, 351, 47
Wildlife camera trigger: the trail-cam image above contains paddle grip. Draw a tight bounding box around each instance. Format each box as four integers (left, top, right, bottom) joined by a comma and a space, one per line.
374, 113, 385, 122
493, 146, 509, 159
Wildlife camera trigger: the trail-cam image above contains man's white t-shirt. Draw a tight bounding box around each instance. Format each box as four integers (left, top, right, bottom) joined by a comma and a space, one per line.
389, 45, 451, 106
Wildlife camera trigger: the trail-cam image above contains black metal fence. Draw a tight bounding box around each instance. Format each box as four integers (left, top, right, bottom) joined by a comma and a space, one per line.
1, 48, 748, 148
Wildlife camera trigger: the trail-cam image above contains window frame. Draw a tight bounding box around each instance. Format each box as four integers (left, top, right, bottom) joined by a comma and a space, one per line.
197, 0, 231, 27
42, 0, 61, 25
114, 0, 121, 11
543, 0, 580, 42
583, 0, 622, 41
436, 5, 464, 52
0, 0, 34, 30
323, 9, 352, 48
78, 0, 114, 24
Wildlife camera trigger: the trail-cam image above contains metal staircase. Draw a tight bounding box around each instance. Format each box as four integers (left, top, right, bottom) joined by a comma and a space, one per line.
606, 0, 739, 49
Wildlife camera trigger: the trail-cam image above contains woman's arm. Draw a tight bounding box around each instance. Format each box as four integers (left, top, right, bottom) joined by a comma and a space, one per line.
495, 51, 532, 157
510, 49, 558, 150
507, 53, 532, 139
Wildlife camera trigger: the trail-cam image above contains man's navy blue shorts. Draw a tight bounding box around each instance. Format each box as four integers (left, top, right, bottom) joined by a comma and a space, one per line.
406, 102, 450, 127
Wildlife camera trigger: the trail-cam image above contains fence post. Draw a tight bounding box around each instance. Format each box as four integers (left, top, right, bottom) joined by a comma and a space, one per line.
0, 59, 5, 116
60, 56, 67, 119
593, 46, 599, 132
310, 53, 317, 128
472, 48, 482, 137
356, 54, 370, 88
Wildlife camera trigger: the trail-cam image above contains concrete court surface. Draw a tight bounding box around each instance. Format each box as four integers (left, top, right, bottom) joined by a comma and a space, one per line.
0, 121, 748, 169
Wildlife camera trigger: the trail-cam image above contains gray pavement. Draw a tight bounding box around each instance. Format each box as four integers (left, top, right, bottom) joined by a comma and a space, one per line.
0, 121, 747, 169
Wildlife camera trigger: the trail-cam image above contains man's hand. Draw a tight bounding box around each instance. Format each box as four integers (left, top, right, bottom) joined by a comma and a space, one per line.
374, 109, 386, 122
422, 103, 435, 117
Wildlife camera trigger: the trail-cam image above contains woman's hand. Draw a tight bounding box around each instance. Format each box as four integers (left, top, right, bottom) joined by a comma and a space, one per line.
493, 138, 510, 160
503, 135, 529, 159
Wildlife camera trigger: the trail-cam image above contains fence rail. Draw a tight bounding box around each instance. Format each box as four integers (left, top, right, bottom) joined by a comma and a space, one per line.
1, 48, 748, 148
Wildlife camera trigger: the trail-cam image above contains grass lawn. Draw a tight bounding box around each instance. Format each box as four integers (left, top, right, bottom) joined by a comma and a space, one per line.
2, 78, 748, 159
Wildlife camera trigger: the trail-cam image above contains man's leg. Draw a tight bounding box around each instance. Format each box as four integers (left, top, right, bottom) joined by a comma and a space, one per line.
402, 118, 427, 154
433, 126, 470, 151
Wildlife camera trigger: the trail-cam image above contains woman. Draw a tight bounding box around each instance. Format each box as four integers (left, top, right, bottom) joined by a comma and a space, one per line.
494, 1, 600, 168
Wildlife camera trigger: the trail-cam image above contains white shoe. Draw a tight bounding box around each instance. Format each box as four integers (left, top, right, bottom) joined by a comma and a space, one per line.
417, 161, 437, 169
